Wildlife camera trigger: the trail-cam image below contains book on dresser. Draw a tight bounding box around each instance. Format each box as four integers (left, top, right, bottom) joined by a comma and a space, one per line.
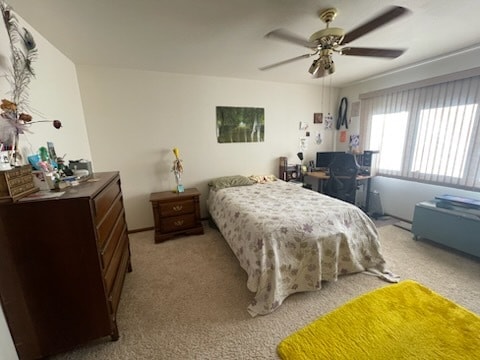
0, 171, 132, 360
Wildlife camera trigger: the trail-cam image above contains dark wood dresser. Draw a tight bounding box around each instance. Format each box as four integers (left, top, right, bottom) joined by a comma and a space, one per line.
0, 172, 132, 359
150, 188, 204, 243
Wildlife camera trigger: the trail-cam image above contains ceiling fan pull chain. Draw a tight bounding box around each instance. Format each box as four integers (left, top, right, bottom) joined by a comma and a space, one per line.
336, 97, 348, 129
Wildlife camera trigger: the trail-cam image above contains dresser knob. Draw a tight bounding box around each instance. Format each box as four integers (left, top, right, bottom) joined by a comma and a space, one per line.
174, 220, 184, 226
173, 205, 183, 211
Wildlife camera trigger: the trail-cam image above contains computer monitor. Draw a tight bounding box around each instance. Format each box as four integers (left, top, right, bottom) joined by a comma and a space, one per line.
315, 151, 344, 169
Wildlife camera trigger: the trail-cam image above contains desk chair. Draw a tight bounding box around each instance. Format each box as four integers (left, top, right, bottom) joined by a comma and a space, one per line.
324, 153, 359, 204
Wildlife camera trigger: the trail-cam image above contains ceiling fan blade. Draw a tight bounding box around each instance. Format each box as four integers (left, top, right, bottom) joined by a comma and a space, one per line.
342, 6, 411, 45
259, 53, 313, 71
340, 47, 405, 58
264, 28, 315, 48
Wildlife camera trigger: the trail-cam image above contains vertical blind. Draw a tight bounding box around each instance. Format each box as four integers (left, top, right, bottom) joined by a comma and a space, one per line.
360, 75, 480, 190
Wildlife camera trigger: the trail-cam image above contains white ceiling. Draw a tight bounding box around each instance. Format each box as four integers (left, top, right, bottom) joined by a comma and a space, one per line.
7, 0, 480, 88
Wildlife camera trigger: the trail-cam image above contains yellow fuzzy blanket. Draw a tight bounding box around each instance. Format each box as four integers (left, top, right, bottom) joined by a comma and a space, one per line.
278, 280, 480, 359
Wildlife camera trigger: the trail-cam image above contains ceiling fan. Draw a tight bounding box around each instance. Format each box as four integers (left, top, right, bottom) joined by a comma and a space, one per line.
260, 6, 411, 78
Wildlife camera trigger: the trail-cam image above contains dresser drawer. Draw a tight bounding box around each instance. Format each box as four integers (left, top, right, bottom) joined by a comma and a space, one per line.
100, 213, 127, 270
94, 180, 121, 223
96, 194, 123, 249
109, 243, 130, 313
103, 231, 128, 294
157, 199, 195, 217
160, 213, 197, 233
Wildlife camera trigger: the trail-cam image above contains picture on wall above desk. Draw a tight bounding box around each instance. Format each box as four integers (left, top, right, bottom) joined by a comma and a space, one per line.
349, 134, 360, 151
313, 113, 323, 124
324, 113, 333, 129
216, 106, 264, 143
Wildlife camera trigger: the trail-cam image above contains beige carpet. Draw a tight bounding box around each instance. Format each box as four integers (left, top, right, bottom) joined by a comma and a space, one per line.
52, 224, 480, 360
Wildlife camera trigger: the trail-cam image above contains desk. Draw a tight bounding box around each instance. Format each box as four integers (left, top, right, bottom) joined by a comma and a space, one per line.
305, 171, 374, 211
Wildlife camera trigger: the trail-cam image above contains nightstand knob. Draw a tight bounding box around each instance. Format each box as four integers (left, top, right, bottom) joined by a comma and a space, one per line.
173, 205, 183, 211
174, 220, 184, 226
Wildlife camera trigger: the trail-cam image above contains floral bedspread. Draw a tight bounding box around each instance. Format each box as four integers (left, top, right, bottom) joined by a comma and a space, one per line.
207, 180, 387, 317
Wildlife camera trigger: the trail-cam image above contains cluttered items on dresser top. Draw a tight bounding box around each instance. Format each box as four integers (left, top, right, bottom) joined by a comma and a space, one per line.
26, 143, 93, 190
0, 144, 95, 202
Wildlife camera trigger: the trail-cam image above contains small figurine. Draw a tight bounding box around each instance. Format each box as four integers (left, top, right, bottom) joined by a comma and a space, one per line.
56, 157, 73, 176
172, 147, 184, 193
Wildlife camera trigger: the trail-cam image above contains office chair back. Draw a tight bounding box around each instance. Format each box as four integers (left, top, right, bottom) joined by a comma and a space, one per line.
324, 153, 359, 204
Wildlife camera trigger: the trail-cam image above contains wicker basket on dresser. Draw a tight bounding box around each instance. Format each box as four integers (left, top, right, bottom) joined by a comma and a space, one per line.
0, 165, 38, 202
0, 172, 132, 359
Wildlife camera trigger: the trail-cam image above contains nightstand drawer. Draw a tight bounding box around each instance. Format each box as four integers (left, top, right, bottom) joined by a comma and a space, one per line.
160, 213, 196, 233
157, 200, 194, 217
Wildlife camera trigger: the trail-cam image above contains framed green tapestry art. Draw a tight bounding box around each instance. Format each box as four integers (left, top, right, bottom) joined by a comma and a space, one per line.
216, 106, 264, 143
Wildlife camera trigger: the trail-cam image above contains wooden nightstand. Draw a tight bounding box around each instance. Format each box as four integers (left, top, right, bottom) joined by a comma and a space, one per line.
149, 188, 204, 243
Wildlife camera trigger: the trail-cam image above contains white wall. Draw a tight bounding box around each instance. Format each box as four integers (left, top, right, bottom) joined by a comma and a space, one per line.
338, 48, 480, 221
76, 65, 339, 230
0, 306, 16, 360
0, 21, 91, 163
0, 10, 91, 359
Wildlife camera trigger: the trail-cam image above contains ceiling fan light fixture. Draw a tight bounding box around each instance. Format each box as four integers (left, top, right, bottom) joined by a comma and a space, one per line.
309, 27, 345, 47
309, 53, 335, 77
308, 59, 319, 75
325, 61, 335, 75
320, 49, 334, 65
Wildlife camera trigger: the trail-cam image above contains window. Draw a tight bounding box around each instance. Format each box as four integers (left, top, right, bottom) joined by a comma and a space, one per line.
371, 112, 408, 172
361, 75, 480, 190
411, 105, 477, 179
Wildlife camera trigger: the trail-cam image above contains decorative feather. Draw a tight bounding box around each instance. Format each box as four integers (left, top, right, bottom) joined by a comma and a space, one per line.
0, 1, 60, 153
1, 1, 38, 112
22, 28, 36, 51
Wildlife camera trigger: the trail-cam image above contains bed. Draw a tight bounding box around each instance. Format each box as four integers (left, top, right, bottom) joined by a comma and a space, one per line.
207, 175, 389, 317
